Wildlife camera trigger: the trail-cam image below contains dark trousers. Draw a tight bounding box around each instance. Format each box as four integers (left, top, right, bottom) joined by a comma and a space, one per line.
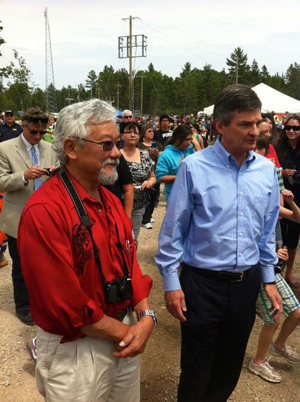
142, 183, 160, 224
7, 235, 30, 312
178, 264, 260, 402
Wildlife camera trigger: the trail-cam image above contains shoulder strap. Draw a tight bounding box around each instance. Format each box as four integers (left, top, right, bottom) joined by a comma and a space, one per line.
59, 166, 108, 287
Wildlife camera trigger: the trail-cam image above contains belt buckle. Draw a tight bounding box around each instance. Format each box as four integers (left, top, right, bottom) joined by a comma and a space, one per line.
231, 271, 244, 283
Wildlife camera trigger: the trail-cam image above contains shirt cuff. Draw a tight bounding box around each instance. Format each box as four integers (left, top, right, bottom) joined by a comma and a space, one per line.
22, 173, 29, 186
162, 272, 182, 292
260, 264, 276, 283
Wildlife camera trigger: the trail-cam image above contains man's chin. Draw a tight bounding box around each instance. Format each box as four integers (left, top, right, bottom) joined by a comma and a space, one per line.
98, 167, 118, 186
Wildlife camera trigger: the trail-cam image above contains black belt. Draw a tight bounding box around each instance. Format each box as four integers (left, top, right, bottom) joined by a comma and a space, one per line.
183, 263, 257, 283
114, 308, 128, 322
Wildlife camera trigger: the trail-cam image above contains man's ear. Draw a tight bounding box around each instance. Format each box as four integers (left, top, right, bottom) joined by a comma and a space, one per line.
215, 120, 225, 135
63, 138, 79, 160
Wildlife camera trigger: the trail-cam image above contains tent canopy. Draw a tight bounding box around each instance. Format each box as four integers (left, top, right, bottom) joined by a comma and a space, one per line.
203, 83, 300, 116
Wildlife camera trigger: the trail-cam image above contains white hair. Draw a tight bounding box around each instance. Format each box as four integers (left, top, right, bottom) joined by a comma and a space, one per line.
53, 99, 116, 165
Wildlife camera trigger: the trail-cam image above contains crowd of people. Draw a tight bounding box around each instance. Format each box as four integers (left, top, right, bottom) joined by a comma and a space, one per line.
0, 84, 299, 401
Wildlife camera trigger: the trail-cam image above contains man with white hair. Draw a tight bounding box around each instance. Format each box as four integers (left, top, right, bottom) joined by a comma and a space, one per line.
122, 109, 133, 122
18, 99, 156, 402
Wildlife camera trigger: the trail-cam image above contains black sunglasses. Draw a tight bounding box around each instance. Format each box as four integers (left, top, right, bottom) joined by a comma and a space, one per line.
123, 116, 132, 119
5, 114, 13, 117
28, 116, 49, 124
81, 138, 125, 151
285, 125, 300, 132
28, 128, 47, 135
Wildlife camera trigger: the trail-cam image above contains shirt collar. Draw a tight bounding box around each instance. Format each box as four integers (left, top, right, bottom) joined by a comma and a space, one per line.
213, 136, 256, 167
21, 133, 39, 154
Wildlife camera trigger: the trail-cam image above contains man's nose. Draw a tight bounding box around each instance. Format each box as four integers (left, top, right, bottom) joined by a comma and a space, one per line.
110, 144, 121, 158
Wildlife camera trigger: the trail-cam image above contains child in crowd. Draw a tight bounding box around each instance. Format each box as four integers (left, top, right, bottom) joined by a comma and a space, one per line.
248, 138, 300, 383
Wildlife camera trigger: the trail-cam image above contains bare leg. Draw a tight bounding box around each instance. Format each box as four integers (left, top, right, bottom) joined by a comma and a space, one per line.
285, 248, 297, 285
254, 322, 279, 362
274, 308, 300, 349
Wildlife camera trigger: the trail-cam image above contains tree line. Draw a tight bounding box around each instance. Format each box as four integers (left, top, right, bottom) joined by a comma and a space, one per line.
1, 40, 300, 117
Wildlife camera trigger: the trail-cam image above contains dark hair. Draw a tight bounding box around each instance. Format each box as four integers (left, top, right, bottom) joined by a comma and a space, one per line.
119, 121, 140, 135
256, 134, 270, 155
261, 112, 278, 139
21, 107, 48, 126
276, 115, 300, 164
192, 123, 200, 134
213, 84, 261, 126
168, 124, 193, 147
140, 123, 153, 141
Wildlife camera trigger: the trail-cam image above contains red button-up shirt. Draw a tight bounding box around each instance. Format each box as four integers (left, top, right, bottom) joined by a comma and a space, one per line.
18, 170, 152, 342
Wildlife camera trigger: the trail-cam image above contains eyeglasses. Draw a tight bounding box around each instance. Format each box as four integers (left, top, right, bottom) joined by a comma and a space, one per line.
81, 138, 125, 151
123, 131, 139, 135
285, 125, 300, 131
27, 128, 47, 135
5, 114, 13, 117
123, 116, 132, 119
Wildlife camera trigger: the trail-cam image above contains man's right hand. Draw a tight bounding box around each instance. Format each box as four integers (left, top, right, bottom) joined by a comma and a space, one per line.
24, 166, 48, 181
164, 290, 187, 322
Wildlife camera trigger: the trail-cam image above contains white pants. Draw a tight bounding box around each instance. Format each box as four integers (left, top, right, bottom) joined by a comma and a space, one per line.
36, 311, 140, 402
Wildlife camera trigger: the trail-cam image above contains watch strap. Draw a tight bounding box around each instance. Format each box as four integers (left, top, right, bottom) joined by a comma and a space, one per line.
136, 310, 157, 325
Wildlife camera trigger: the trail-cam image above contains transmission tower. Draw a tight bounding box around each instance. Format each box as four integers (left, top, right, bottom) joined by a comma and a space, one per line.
44, 8, 57, 112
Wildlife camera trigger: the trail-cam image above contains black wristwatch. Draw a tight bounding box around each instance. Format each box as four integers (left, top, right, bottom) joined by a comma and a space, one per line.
264, 282, 276, 285
136, 310, 158, 326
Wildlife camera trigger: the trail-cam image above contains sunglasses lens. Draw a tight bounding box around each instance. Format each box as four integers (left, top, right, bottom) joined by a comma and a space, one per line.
30, 116, 49, 124
116, 140, 125, 149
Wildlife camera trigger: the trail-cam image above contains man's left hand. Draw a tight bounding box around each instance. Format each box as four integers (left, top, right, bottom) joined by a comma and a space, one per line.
113, 316, 154, 358
264, 284, 283, 322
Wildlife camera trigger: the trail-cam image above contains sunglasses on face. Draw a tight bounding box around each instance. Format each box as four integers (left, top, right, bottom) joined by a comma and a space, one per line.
81, 138, 125, 151
285, 125, 300, 131
28, 116, 49, 124
5, 114, 13, 117
27, 128, 47, 135
123, 116, 132, 119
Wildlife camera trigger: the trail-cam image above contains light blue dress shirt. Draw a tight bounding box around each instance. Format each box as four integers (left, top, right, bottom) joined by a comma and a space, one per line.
155, 137, 280, 291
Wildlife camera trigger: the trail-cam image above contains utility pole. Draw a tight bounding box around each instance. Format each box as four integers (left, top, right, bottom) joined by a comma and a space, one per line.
118, 17, 147, 112
136, 75, 144, 116
235, 56, 239, 84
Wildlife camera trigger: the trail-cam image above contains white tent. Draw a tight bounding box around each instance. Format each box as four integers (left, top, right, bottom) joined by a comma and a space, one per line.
203, 83, 300, 115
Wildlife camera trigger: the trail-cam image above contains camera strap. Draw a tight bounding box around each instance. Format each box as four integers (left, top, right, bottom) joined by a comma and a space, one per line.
59, 166, 108, 287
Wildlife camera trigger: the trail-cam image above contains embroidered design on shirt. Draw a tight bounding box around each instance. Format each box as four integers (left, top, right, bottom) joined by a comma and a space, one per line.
72, 219, 95, 273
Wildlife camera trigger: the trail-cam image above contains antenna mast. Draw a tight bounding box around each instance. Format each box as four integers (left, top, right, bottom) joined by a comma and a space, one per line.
44, 8, 57, 112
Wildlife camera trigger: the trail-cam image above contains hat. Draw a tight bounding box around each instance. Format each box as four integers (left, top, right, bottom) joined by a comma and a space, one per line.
5, 110, 14, 115
159, 114, 170, 123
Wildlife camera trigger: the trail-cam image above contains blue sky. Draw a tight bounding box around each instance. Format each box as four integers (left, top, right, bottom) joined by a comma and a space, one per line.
1, 0, 300, 89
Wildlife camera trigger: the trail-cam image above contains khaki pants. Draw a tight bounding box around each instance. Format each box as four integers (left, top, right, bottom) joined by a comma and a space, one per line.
36, 311, 140, 402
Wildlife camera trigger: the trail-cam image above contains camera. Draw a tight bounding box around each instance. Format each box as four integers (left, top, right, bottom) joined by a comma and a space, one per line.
274, 259, 286, 273
292, 171, 300, 184
105, 276, 132, 303
43, 167, 51, 176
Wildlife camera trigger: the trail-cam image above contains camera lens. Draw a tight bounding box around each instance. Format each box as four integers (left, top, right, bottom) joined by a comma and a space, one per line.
119, 280, 132, 300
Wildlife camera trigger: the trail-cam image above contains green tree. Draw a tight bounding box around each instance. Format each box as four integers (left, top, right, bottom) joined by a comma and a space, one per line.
85, 70, 98, 98
226, 47, 249, 84
285, 63, 300, 100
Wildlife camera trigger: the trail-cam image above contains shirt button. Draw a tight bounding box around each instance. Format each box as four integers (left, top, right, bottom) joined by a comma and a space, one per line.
98, 209, 101, 213
239, 253, 242, 257
239, 232, 243, 236
240, 191, 244, 195
240, 212, 244, 216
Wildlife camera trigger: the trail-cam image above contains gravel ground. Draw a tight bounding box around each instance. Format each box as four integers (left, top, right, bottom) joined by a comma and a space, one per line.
0, 197, 299, 401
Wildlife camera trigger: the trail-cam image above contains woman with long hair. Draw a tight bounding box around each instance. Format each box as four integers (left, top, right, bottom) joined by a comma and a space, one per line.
137, 124, 162, 229
120, 122, 156, 241
156, 124, 201, 204
276, 115, 300, 287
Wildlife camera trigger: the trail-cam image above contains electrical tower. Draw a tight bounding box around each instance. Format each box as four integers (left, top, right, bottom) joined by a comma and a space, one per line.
118, 16, 147, 111
44, 8, 58, 112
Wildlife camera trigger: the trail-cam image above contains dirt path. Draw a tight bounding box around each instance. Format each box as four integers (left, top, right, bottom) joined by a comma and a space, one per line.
0, 197, 299, 401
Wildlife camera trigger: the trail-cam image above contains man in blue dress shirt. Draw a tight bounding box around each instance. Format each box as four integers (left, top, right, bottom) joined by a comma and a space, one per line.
155, 84, 282, 402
